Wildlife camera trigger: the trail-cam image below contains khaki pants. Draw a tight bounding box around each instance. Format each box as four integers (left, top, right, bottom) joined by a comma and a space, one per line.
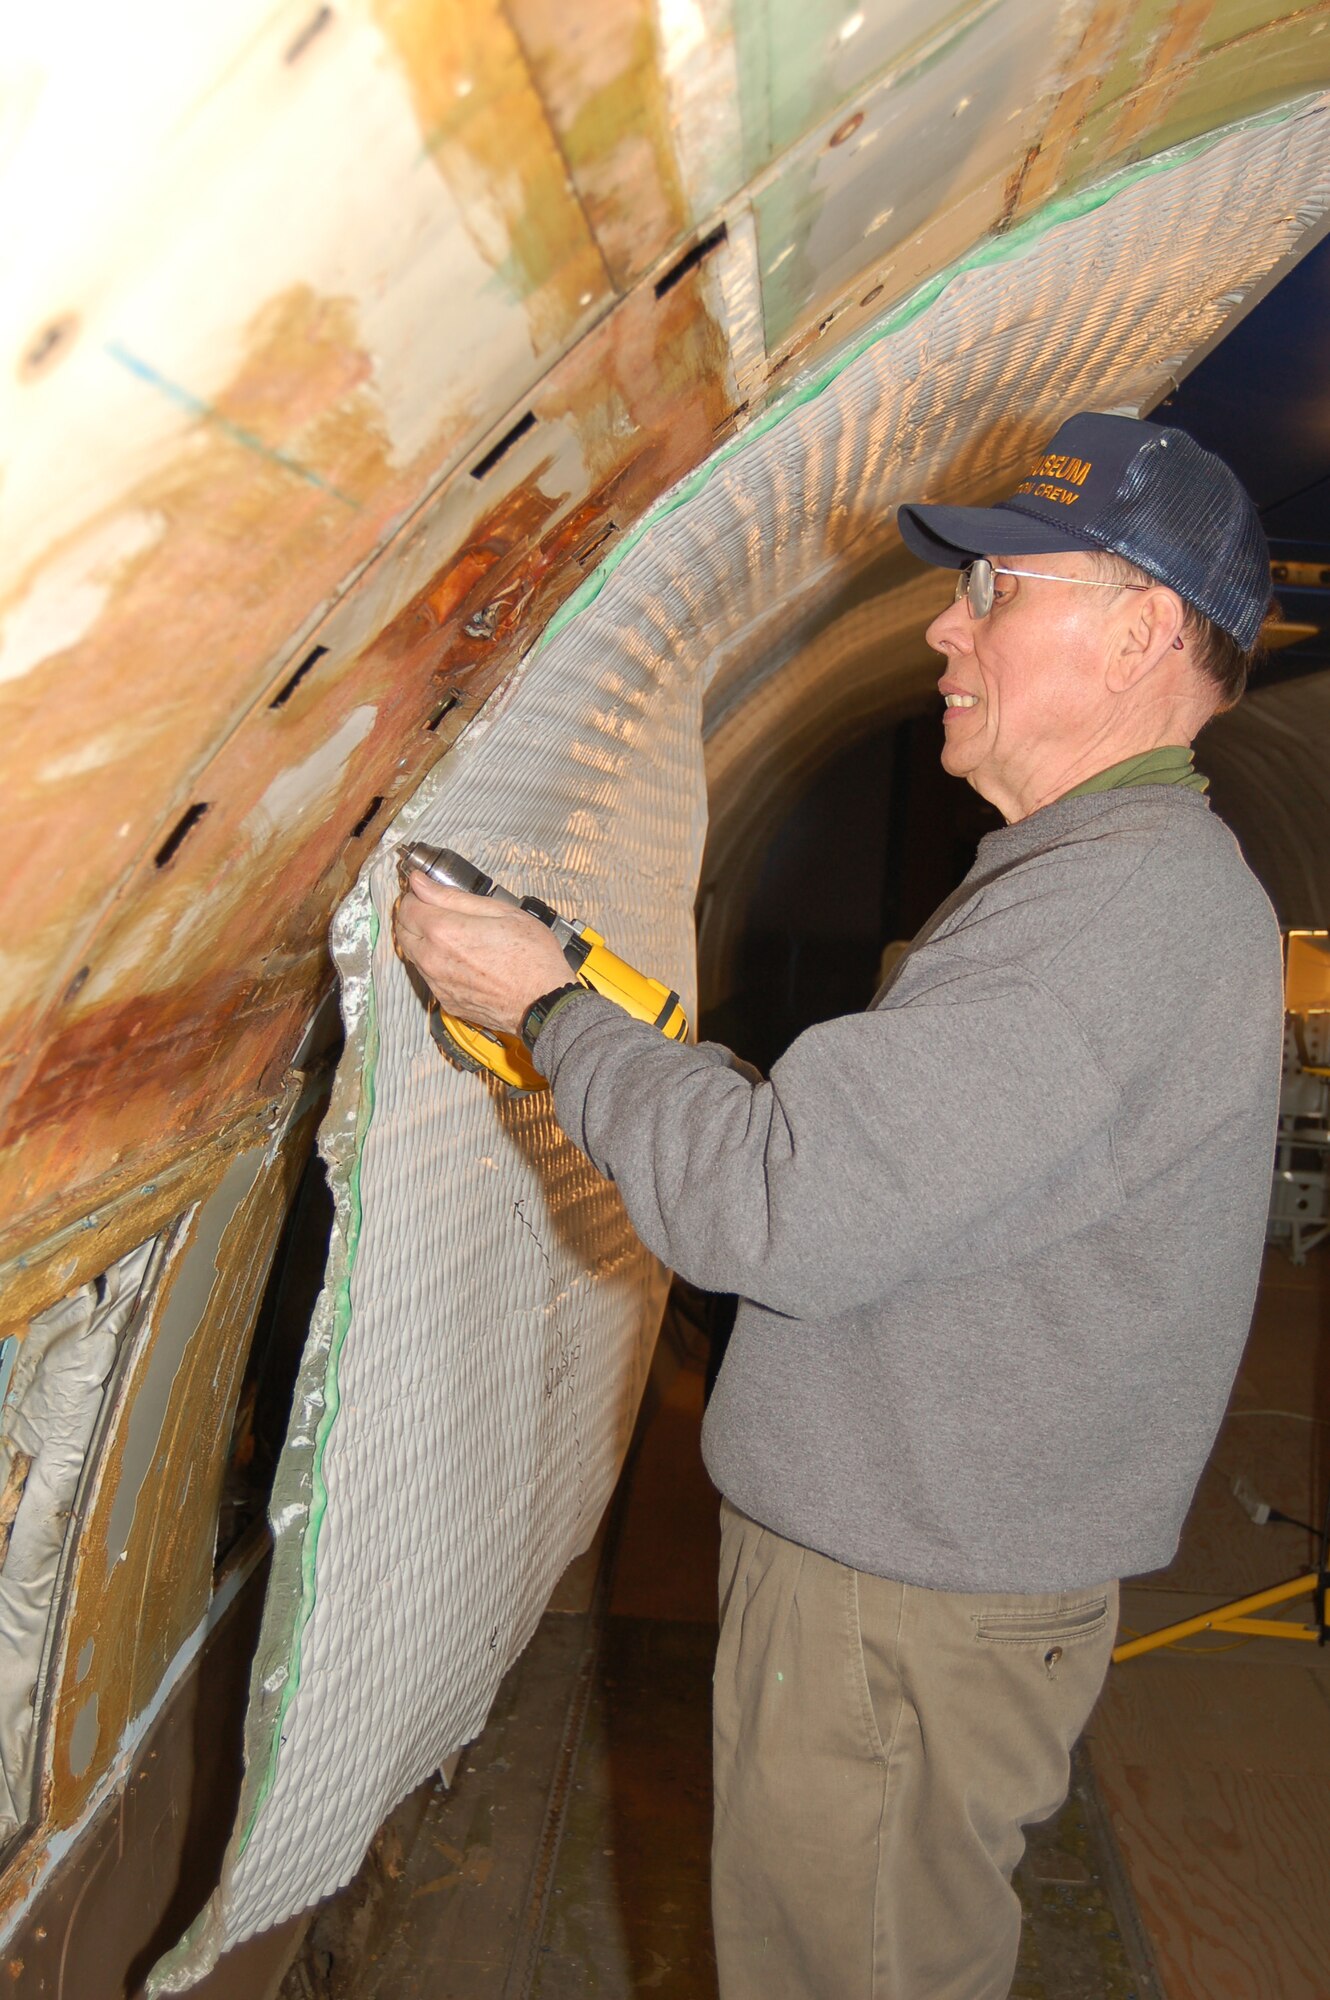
712, 1502, 1118, 2000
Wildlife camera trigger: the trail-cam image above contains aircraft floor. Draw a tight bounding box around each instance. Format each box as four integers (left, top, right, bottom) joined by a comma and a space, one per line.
1086, 1248, 1330, 2000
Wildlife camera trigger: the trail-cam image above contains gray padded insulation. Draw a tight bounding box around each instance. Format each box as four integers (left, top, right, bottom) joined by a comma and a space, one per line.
0, 1242, 157, 1840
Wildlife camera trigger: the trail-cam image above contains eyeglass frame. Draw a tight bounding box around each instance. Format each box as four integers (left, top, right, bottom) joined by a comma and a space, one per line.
953, 555, 1153, 621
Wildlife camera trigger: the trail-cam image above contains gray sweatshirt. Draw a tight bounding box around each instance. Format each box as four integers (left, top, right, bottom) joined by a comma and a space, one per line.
538, 788, 1284, 1591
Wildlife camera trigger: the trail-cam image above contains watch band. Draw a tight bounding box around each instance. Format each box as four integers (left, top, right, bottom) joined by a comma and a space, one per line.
519, 980, 586, 1054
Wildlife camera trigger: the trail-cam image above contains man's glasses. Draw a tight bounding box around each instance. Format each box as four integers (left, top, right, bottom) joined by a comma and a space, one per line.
954, 557, 1152, 621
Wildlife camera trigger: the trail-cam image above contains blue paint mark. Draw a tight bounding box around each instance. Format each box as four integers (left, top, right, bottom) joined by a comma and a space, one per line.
105, 340, 360, 509
0, 1336, 17, 1411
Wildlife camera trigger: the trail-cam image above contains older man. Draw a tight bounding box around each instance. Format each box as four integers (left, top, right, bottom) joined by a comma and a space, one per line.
395, 413, 1284, 1999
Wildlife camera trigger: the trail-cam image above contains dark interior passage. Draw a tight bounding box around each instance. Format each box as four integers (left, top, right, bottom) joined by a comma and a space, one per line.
702, 715, 1001, 1072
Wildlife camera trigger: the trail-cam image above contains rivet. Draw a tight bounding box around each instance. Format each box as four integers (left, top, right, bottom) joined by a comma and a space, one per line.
464, 604, 501, 641
427, 691, 461, 732
828, 111, 864, 148
19, 314, 79, 382
284, 5, 333, 63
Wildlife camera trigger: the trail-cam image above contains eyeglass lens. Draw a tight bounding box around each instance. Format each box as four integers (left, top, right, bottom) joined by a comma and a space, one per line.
954, 558, 995, 620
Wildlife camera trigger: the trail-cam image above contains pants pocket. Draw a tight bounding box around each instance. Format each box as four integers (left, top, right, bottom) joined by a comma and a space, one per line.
972, 1595, 1111, 1647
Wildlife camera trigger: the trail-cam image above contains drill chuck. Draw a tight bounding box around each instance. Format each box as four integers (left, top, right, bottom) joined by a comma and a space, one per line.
399, 842, 521, 906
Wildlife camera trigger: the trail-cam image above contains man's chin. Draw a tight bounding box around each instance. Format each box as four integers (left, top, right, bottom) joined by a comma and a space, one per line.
939, 739, 980, 779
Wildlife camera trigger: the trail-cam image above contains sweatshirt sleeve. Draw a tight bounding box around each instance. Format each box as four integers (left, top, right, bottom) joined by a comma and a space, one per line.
536, 953, 1123, 1318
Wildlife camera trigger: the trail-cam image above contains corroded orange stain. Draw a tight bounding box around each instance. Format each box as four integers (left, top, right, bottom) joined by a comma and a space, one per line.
0, 285, 394, 1105
425, 544, 505, 625
0, 242, 620, 1133
0, 266, 737, 1257
507, 0, 690, 289
1108, 0, 1220, 153
999, 0, 1139, 224
218, 289, 380, 456
373, 0, 611, 345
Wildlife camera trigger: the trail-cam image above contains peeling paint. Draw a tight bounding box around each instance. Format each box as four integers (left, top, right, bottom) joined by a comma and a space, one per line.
531, 419, 595, 506
250, 707, 378, 837
0, 513, 163, 686
102, 1148, 266, 1577
105, 344, 362, 511
507, 0, 689, 288
67, 1697, 98, 1781
657, 0, 746, 230
0, 260, 741, 1250
375, 0, 611, 340
0, 1529, 267, 1948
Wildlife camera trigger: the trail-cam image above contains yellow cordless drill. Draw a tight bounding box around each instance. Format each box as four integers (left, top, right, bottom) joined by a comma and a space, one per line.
397, 842, 688, 1092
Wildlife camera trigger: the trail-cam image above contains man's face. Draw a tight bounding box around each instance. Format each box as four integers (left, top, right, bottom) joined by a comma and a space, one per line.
923, 551, 1124, 816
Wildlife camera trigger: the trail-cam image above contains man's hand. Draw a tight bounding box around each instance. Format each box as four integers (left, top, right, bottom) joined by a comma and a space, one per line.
394, 870, 575, 1034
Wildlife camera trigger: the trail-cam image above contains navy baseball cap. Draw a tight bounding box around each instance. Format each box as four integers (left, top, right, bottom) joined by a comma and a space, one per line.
897, 412, 1271, 650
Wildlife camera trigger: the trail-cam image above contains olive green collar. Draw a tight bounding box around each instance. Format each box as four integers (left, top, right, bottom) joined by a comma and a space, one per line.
1060, 745, 1208, 801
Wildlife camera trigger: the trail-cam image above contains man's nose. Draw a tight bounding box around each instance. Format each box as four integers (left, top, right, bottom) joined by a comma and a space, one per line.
925, 595, 974, 654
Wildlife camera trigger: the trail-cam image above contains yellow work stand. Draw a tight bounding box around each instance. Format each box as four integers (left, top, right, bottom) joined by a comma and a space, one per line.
1114, 1570, 1329, 1662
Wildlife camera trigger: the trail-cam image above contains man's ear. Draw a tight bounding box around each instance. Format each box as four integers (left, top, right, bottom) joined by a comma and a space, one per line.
1105, 587, 1184, 693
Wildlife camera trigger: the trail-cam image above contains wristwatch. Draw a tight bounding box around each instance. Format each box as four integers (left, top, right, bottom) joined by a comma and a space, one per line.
519, 980, 587, 1054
